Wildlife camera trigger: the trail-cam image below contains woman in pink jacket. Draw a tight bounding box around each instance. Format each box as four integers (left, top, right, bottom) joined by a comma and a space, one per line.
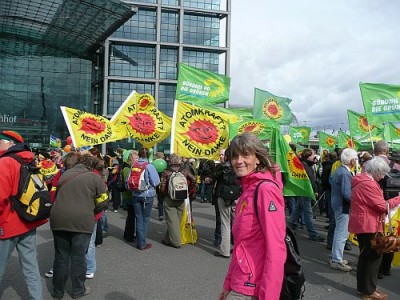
349, 157, 400, 300
219, 133, 286, 300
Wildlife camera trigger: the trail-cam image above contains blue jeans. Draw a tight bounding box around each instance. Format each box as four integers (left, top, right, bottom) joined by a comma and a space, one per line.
331, 210, 349, 263
86, 223, 97, 274
52, 231, 91, 299
288, 197, 319, 238
133, 196, 154, 249
157, 193, 164, 218
0, 229, 42, 300
327, 209, 336, 245
100, 211, 108, 233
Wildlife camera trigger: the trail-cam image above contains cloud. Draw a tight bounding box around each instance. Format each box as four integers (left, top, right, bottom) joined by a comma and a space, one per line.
229, 0, 400, 130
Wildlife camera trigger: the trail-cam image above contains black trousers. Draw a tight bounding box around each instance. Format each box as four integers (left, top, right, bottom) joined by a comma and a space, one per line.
52, 231, 91, 299
356, 233, 382, 295
379, 252, 394, 274
124, 204, 136, 241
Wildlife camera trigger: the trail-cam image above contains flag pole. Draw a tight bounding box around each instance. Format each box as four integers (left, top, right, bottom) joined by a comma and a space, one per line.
367, 123, 374, 153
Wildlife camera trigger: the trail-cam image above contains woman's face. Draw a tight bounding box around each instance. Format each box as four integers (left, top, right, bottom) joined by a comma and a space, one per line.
231, 152, 260, 177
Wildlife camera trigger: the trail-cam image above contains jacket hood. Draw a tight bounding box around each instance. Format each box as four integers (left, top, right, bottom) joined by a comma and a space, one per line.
0, 143, 34, 162
352, 172, 375, 189
240, 165, 283, 190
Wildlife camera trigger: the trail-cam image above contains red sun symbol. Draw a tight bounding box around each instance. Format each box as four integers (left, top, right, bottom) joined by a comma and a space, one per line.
185, 119, 219, 145
347, 139, 355, 148
127, 113, 155, 135
243, 124, 257, 132
139, 97, 150, 109
40, 159, 54, 169
292, 155, 304, 171
80, 117, 106, 135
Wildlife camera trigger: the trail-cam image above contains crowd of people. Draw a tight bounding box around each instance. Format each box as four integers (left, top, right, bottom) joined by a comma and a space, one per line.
1, 129, 400, 300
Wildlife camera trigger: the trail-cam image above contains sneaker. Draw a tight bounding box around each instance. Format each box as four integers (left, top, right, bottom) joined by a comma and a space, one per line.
159, 216, 164, 221
45, 269, 54, 278
140, 243, 152, 250
113, 210, 118, 213
86, 273, 94, 279
329, 259, 348, 265
329, 260, 352, 272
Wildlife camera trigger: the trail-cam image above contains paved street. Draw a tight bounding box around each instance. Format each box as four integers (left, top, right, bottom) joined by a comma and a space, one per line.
1, 201, 399, 300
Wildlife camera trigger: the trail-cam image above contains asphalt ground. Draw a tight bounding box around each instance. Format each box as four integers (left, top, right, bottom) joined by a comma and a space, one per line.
0, 201, 399, 300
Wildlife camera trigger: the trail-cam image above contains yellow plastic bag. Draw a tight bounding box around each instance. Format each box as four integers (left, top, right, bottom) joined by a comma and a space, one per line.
180, 199, 198, 245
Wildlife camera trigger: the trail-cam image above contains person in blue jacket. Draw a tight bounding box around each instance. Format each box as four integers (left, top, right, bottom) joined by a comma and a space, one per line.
131, 148, 160, 250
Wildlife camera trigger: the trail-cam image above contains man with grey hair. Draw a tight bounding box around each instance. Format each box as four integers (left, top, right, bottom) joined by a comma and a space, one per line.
329, 148, 358, 272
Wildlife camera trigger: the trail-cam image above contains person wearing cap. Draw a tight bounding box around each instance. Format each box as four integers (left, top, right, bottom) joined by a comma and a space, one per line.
0, 130, 47, 300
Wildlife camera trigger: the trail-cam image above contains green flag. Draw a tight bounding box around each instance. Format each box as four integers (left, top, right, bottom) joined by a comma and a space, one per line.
338, 130, 361, 150
228, 107, 253, 120
229, 119, 277, 140
347, 109, 381, 138
319, 132, 337, 150
270, 127, 315, 199
176, 63, 230, 105
252, 88, 293, 124
360, 82, 400, 124
289, 126, 311, 144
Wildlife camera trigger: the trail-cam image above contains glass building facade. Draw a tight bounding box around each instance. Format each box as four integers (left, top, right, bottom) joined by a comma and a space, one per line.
0, 0, 231, 151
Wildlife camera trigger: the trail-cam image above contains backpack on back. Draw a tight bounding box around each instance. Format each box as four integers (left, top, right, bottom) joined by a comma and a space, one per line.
168, 171, 188, 200
254, 179, 305, 300
115, 162, 126, 192
381, 161, 400, 200
127, 162, 149, 192
7, 154, 52, 222
219, 166, 242, 204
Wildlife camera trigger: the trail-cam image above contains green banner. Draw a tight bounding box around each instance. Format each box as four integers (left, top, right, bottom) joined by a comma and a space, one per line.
319, 132, 337, 150
289, 126, 311, 144
338, 130, 361, 150
269, 127, 315, 199
176, 63, 230, 105
252, 88, 293, 124
347, 109, 381, 138
360, 82, 400, 124
229, 119, 277, 140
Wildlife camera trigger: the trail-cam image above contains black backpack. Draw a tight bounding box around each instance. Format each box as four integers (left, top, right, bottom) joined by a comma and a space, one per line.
6, 154, 52, 222
219, 165, 242, 205
254, 179, 305, 300
115, 162, 126, 192
380, 161, 400, 200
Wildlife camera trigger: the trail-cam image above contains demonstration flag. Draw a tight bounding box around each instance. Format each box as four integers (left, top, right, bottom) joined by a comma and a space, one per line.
319, 132, 337, 150
110, 91, 172, 148
252, 88, 293, 124
270, 128, 315, 199
176, 63, 230, 105
338, 130, 360, 150
229, 119, 278, 141
228, 107, 253, 120
360, 82, 400, 124
384, 122, 400, 142
49, 135, 62, 147
347, 109, 380, 138
289, 126, 311, 144
170, 101, 230, 160
61, 106, 126, 147
38, 159, 59, 176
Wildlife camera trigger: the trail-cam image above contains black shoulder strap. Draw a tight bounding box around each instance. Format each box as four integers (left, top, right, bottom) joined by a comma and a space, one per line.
389, 160, 395, 168
254, 179, 279, 220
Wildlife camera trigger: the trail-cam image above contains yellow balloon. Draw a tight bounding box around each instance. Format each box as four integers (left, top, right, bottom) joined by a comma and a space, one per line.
284, 134, 292, 143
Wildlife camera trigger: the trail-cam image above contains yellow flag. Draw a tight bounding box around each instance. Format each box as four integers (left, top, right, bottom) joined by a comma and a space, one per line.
61, 106, 127, 147
170, 101, 234, 160
110, 91, 172, 148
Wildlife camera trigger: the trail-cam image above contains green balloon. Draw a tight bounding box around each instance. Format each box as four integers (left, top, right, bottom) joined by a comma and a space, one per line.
152, 159, 167, 173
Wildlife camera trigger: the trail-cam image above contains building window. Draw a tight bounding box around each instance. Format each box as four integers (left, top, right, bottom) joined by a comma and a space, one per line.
182, 50, 219, 72
112, 8, 156, 41
108, 81, 155, 115
183, 14, 220, 46
160, 48, 178, 80
161, 0, 179, 6
161, 10, 179, 43
109, 44, 155, 79
158, 84, 176, 117
183, 0, 220, 10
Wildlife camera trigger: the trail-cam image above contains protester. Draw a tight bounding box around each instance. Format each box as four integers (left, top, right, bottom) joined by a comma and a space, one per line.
50, 154, 109, 299
122, 150, 137, 242
160, 154, 195, 248
0, 130, 47, 300
154, 151, 166, 221
288, 148, 324, 242
105, 148, 121, 212
219, 133, 286, 300
349, 157, 400, 300
328, 148, 358, 272
131, 148, 160, 250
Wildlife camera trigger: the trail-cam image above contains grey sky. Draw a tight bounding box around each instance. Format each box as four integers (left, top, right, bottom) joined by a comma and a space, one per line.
229, 0, 400, 131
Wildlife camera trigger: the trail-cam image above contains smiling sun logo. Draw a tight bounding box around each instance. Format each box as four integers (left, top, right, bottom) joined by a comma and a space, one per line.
79, 115, 106, 135
287, 151, 308, 179
137, 94, 154, 110
358, 116, 375, 132
326, 136, 336, 147
262, 98, 283, 119
127, 113, 156, 135
238, 121, 265, 135
184, 119, 219, 145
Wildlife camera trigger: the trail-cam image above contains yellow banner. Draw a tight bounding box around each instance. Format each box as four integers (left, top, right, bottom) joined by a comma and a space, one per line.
38, 159, 59, 176
171, 101, 236, 160
61, 106, 127, 147
111, 91, 171, 148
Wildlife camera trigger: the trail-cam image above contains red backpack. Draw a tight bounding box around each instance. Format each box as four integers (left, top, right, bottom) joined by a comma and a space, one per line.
127, 162, 149, 192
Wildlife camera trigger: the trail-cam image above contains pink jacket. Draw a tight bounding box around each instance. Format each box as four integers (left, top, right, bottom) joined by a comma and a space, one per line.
223, 169, 286, 300
349, 172, 400, 234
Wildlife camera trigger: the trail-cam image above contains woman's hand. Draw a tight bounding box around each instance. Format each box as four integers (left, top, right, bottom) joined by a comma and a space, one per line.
218, 289, 230, 300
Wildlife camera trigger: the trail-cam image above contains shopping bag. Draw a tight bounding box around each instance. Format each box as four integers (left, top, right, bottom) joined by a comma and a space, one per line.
180, 199, 198, 245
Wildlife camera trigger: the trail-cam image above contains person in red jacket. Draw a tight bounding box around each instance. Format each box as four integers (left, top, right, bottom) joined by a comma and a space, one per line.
0, 130, 47, 300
